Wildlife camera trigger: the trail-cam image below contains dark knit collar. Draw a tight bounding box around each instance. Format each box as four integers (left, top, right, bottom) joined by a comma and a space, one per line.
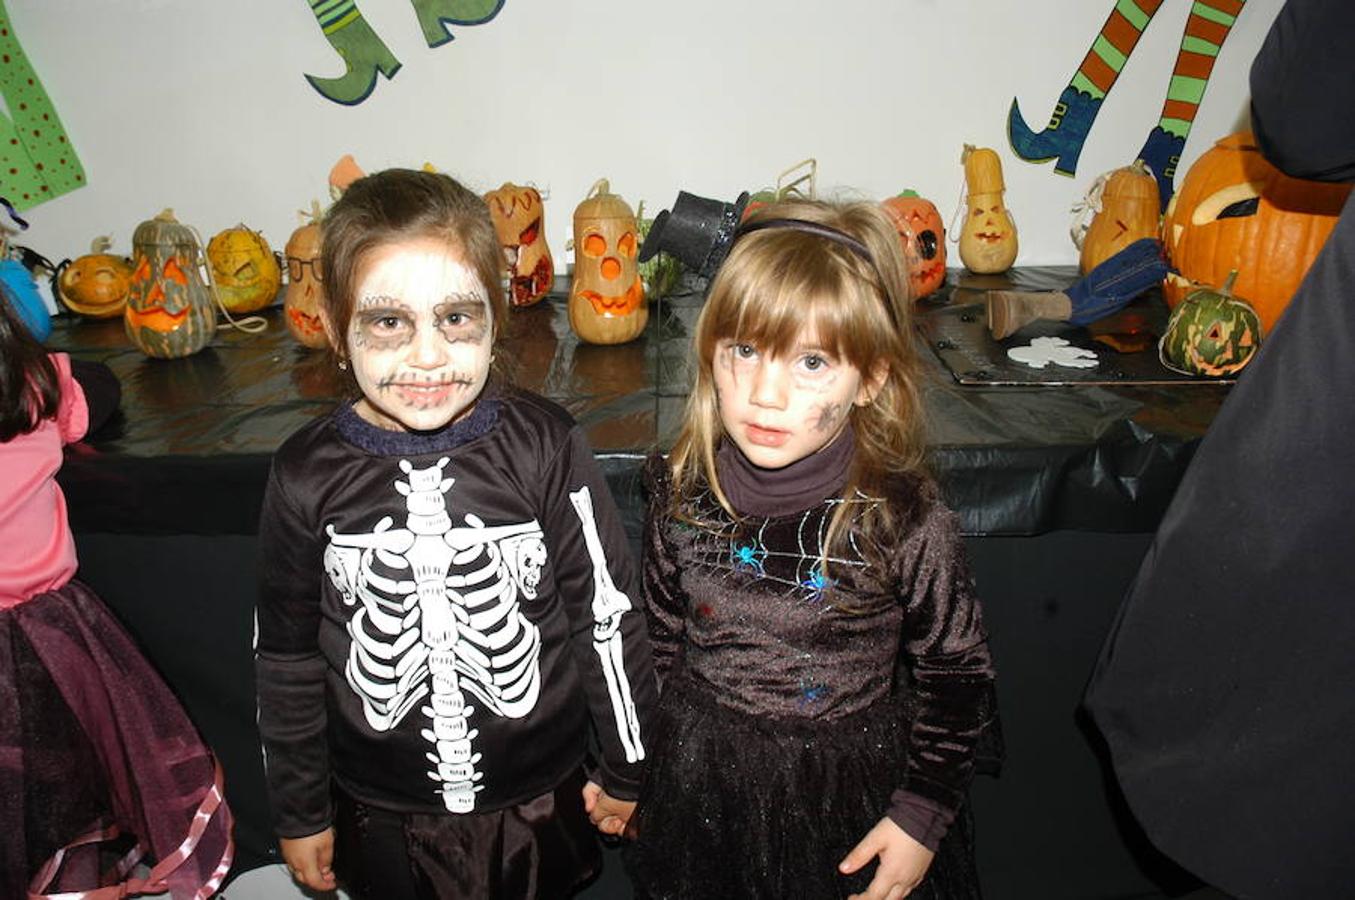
333, 391, 500, 456
716, 424, 855, 518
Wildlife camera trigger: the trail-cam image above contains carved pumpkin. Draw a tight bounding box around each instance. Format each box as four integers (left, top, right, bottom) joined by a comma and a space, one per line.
283, 221, 328, 348
1079, 160, 1161, 275
569, 179, 647, 345
206, 224, 282, 314
1160, 272, 1261, 377
880, 190, 946, 299
56, 237, 134, 318
484, 182, 554, 308
958, 145, 1019, 274
124, 209, 217, 359
1163, 132, 1351, 334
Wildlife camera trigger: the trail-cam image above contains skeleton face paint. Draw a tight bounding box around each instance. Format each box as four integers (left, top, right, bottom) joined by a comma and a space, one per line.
347, 238, 494, 433
713, 324, 874, 470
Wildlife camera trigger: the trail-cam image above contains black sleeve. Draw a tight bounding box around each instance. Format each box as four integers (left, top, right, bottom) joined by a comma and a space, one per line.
1250, 0, 1355, 182
254, 464, 332, 838
539, 427, 659, 800
69, 359, 120, 436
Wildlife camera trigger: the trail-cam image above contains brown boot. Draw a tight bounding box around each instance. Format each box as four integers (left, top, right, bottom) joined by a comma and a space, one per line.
986, 291, 1073, 340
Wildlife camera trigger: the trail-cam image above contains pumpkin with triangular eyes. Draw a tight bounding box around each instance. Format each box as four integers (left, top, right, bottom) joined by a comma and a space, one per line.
124, 210, 217, 358
1162, 132, 1351, 334
958, 145, 1018, 275
207, 224, 282, 314
880, 190, 946, 299
1160, 273, 1261, 377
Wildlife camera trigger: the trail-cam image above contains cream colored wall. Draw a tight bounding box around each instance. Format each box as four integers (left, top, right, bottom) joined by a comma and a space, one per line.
9, 0, 1274, 270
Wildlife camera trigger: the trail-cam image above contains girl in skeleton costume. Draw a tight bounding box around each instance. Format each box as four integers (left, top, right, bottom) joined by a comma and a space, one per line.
0, 292, 234, 898
626, 200, 997, 900
255, 169, 657, 899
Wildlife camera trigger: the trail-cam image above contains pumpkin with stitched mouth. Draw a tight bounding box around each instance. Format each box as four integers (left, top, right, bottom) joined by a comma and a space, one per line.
1162, 132, 1351, 334
958, 144, 1018, 274
881, 190, 947, 299
569, 178, 647, 345
207, 224, 282, 314
124, 209, 217, 359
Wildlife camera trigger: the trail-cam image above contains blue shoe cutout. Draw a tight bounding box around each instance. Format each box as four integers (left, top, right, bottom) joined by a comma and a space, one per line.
1136, 126, 1186, 211
1008, 87, 1104, 176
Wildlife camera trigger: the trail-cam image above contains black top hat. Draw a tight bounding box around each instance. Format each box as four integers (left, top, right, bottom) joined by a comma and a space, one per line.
638, 190, 751, 279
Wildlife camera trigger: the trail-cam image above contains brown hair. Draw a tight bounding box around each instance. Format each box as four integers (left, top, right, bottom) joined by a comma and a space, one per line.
667, 198, 928, 553
0, 286, 60, 442
319, 168, 508, 380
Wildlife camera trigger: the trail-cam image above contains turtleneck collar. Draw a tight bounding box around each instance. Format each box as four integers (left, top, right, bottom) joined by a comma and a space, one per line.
716, 424, 856, 518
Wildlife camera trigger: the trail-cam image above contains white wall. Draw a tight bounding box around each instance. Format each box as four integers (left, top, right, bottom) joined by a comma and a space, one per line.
7, 0, 1277, 269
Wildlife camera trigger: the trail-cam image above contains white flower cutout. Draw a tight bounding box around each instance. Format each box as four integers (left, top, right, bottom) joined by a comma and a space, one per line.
1007, 336, 1099, 369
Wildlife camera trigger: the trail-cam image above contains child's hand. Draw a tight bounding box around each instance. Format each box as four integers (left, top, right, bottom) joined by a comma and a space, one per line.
582, 780, 637, 837
280, 828, 337, 892
838, 817, 936, 900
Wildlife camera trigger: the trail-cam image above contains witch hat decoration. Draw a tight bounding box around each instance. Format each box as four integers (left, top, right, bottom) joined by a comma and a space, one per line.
638, 190, 750, 279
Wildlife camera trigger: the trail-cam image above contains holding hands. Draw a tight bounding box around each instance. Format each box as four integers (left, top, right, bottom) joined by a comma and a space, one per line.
280, 828, 337, 892
839, 817, 936, 900
583, 780, 636, 837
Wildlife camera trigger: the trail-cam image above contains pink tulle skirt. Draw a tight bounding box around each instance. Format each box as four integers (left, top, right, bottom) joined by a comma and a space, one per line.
0, 580, 233, 899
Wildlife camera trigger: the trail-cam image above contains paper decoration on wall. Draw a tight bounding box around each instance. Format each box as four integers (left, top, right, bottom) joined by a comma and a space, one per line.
304, 0, 505, 105
1008, 0, 1246, 210
0, 1, 86, 210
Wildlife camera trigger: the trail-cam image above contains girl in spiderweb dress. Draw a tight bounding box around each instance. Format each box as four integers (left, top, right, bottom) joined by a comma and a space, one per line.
626, 199, 998, 900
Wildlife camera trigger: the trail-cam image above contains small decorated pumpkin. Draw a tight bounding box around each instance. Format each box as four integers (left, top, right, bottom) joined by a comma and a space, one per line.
1163, 132, 1351, 334
124, 209, 217, 359
207, 224, 282, 314
958, 144, 1019, 274
283, 219, 329, 348
484, 182, 554, 308
880, 190, 947, 299
1160, 272, 1261, 377
569, 178, 647, 346
56, 237, 134, 318
1078, 160, 1161, 275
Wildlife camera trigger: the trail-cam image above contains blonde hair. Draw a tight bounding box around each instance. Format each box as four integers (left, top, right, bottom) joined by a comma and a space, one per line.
667, 198, 929, 552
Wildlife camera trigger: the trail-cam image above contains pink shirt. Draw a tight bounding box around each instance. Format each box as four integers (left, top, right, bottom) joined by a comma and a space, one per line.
0, 353, 88, 607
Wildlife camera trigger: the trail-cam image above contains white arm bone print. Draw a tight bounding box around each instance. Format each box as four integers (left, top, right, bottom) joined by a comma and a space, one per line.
568, 487, 645, 763
325, 457, 549, 813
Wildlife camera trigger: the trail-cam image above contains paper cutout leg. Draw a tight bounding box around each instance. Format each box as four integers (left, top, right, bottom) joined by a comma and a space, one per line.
0, 0, 86, 211
1136, 0, 1246, 210
305, 0, 402, 106
1009, 0, 1165, 176
412, 0, 506, 48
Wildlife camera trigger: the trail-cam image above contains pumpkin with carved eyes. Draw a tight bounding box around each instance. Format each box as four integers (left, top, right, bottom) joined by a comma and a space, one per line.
124, 209, 217, 358
1163, 132, 1351, 334
283, 221, 329, 348
1080, 160, 1161, 275
880, 190, 946, 299
57, 237, 134, 318
958, 145, 1018, 274
207, 224, 282, 314
569, 179, 647, 345
484, 182, 554, 308
1160, 272, 1261, 377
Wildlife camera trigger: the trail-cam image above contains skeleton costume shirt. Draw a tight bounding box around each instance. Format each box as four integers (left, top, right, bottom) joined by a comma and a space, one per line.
255, 388, 656, 837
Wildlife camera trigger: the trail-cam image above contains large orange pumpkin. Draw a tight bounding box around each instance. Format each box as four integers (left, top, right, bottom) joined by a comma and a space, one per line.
1162, 132, 1351, 334
1079, 160, 1161, 275
880, 190, 946, 299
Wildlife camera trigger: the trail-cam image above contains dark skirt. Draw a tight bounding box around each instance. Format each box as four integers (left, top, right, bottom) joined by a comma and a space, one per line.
626, 676, 980, 900
0, 580, 234, 899
333, 767, 601, 900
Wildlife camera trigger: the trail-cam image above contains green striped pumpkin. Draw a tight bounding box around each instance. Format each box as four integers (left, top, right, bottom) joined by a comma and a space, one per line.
1159, 272, 1262, 378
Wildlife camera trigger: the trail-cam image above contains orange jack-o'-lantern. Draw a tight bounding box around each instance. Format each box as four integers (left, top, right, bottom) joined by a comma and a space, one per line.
56, 237, 134, 318
485, 182, 554, 308
569, 179, 646, 345
1078, 160, 1161, 275
207, 224, 282, 314
880, 190, 946, 299
958, 145, 1019, 274
283, 221, 328, 348
124, 209, 217, 359
1162, 132, 1351, 334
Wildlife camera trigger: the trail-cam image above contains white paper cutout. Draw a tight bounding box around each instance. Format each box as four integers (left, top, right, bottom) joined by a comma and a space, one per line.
1007, 336, 1098, 369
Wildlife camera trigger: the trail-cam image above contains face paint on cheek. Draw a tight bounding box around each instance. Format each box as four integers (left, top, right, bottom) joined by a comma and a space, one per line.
811, 402, 846, 433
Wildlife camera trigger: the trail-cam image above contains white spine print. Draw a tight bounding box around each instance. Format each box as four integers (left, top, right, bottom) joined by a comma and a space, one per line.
325, 458, 549, 813
569, 486, 644, 763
